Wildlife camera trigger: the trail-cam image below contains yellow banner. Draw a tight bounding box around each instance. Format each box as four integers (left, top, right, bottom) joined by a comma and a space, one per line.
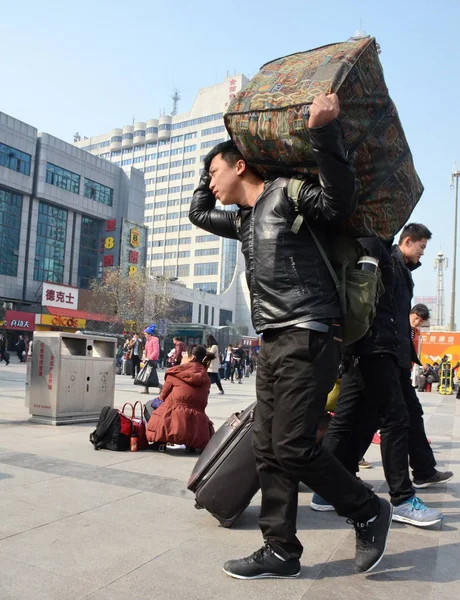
40, 315, 86, 329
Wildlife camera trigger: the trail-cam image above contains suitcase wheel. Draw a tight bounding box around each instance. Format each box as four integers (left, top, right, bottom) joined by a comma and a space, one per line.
218, 520, 234, 528
194, 501, 204, 510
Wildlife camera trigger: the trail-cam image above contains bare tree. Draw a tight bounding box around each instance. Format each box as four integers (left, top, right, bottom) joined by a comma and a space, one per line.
86, 268, 173, 333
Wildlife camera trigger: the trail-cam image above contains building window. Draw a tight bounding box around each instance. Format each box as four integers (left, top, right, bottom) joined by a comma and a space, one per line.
159, 123, 172, 131
165, 238, 177, 246
78, 216, 100, 289
198, 304, 202, 323
145, 203, 153, 211
168, 212, 179, 220
154, 200, 167, 208
111, 136, 122, 143
153, 240, 164, 247
164, 266, 176, 278
155, 188, 168, 196
133, 156, 144, 163
172, 113, 223, 131
169, 186, 181, 194
183, 157, 196, 165
46, 163, 80, 194
34, 201, 67, 283
146, 127, 158, 135
151, 253, 163, 260
219, 308, 233, 326
178, 250, 190, 258
179, 237, 191, 244
201, 138, 226, 149
184, 132, 197, 140
168, 199, 180, 206
181, 197, 192, 205
84, 178, 113, 206
201, 125, 226, 136
158, 150, 170, 158
171, 135, 184, 143
193, 282, 217, 294
171, 147, 183, 155
211, 306, 215, 325
134, 145, 144, 152
182, 170, 195, 178
122, 148, 133, 154
177, 265, 190, 277
134, 130, 145, 138
157, 163, 169, 171
145, 165, 156, 173
194, 262, 218, 276
196, 234, 219, 243
0, 187, 22, 276
179, 223, 192, 231
123, 133, 134, 140
180, 210, 189, 218
170, 160, 182, 168
182, 184, 194, 192
164, 251, 177, 259
195, 247, 219, 256
204, 305, 209, 325
0, 142, 32, 176
121, 159, 133, 166
156, 175, 168, 183
169, 173, 181, 181
184, 144, 197, 153
154, 213, 165, 221
153, 226, 165, 234
111, 150, 121, 157
166, 225, 178, 233
146, 153, 157, 161
150, 266, 163, 274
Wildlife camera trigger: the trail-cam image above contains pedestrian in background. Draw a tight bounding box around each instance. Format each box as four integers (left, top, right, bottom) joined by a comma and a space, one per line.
206, 334, 224, 394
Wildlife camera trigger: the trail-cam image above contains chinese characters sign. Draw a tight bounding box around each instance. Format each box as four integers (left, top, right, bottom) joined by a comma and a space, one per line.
4, 310, 35, 331
42, 283, 79, 310
120, 219, 147, 277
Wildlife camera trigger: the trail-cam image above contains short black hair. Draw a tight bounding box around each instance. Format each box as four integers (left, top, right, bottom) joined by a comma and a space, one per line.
411, 303, 430, 320
203, 140, 245, 173
174, 336, 183, 342
398, 223, 432, 245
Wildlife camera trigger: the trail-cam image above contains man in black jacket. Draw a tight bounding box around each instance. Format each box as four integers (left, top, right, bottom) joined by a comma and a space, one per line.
315, 238, 443, 527
393, 224, 453, 488
189, 93, 392, 579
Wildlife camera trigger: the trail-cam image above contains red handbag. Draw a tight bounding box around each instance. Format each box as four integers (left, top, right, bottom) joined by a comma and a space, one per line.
120, 402, 149, 450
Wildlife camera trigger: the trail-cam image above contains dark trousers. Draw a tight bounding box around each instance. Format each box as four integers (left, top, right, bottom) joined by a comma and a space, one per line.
399, 368, 437, 480
231, 360, 243, 381
208, 372, 223, 392
322, 355, 414, 506
131, 354, 141, 378
253, 327, 378, 560
224, 361, 232, 379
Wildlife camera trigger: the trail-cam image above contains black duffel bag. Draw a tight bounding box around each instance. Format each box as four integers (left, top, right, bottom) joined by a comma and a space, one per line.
134, 360, 160, 388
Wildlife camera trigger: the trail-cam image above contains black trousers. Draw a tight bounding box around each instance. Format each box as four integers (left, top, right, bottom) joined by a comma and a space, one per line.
322, 355, 414, 506
208, 372, 223, 392
131, 355, 141, 378
253, 327, 378, 560
399, 368, 437, 480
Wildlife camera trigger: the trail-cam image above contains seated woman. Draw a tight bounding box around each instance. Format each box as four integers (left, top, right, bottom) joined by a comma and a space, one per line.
146, 344, 215, 450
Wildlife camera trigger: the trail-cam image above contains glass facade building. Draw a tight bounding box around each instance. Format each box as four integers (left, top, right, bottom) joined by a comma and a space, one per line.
78, 216, 101, 288
33, 201, 68, 283
0, 142, 31, 176
0, 186, 23, 276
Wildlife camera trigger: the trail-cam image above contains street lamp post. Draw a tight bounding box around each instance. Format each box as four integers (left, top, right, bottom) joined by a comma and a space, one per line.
450, 170, 460, 331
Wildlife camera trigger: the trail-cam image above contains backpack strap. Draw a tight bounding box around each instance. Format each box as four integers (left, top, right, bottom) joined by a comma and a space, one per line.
287, 177, 347, 315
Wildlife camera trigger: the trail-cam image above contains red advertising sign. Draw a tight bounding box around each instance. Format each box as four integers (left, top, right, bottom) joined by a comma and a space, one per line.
4, 310, 35, 331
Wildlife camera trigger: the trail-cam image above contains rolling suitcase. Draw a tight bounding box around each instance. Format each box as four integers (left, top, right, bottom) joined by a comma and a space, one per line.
187, 401, 259, 527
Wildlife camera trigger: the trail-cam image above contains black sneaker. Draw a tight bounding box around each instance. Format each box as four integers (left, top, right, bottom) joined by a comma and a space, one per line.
350, 497, 393, 573
223, 544, 301, 580
413, 470, 453, 488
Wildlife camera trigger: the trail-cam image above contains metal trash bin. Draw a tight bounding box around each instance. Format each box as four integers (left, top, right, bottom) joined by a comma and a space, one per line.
28, 332, 116, 425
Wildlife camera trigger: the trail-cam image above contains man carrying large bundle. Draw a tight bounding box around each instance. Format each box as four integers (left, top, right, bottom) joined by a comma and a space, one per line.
189, 93, 392, 579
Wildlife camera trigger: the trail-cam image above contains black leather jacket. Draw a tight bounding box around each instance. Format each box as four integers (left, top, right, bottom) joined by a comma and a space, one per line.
392, 245, 421, 368
189, 120, 357, 334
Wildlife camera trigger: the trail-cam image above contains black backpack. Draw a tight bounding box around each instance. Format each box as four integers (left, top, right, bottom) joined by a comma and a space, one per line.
89, 406, 131, 451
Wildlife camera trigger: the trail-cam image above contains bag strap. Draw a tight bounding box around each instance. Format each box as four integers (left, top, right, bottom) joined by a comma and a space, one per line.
121, 402, 134, 418
133, 401, 145, 423
287, 178, 346, 315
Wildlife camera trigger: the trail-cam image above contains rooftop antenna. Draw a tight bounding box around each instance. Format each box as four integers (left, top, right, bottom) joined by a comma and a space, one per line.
171, 88, 181, 116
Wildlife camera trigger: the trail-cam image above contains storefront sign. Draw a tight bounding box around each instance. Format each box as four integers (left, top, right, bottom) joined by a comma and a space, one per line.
3, 310, 35, 331
42, 283, 79, 310
40, 314, 86, 329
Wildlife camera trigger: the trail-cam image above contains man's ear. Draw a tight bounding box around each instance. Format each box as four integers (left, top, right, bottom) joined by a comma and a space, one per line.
235, 159, 247, 176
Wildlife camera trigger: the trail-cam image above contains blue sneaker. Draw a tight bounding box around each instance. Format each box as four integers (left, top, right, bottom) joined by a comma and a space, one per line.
392, 496, 442, 527
310, 492, 334, 512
